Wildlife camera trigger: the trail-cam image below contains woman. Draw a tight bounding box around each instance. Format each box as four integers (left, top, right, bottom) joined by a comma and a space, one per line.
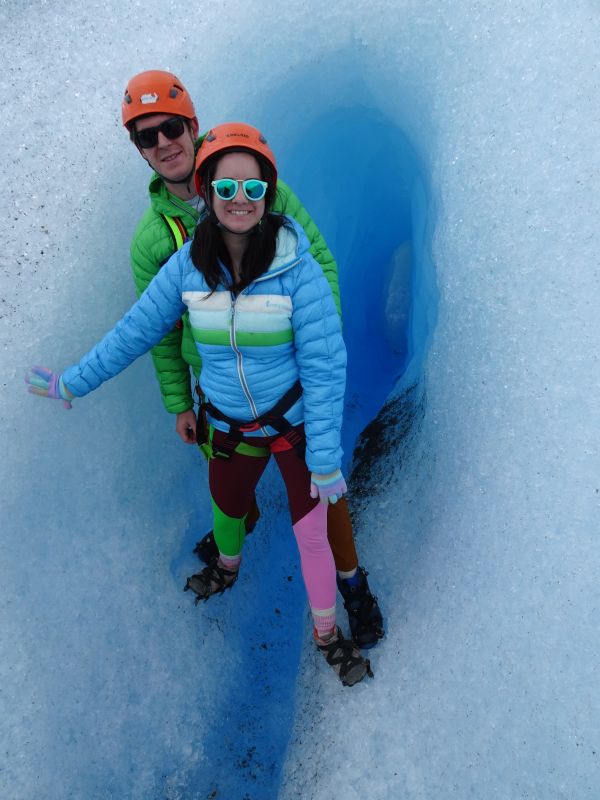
26, 123, 373, 687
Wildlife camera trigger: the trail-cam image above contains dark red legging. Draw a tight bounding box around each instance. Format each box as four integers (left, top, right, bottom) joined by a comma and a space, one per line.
209, 426, 337, 634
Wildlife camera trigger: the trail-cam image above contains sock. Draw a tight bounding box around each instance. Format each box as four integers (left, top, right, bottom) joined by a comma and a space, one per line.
313, 625, 338, 644
338, 566, 359, 586
312, 608, 337, 639
218, 553, 241, 571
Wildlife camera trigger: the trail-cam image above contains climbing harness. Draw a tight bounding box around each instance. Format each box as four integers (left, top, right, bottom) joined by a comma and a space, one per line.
198, 379, 304, 460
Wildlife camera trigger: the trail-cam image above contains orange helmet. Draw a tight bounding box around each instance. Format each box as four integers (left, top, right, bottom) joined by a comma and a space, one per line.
121, 70, 196, 128
194, 122, 277, 196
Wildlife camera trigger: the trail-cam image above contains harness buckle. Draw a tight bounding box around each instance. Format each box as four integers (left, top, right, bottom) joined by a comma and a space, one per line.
238, 421, 262, 433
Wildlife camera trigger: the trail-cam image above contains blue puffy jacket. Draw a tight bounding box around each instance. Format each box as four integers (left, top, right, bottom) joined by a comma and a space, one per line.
63, 217, 346, 473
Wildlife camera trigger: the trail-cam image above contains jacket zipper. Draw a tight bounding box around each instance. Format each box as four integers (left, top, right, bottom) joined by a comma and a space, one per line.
169, 196, 202, 224
226, 253, 302, 435
229, 292, 263, 430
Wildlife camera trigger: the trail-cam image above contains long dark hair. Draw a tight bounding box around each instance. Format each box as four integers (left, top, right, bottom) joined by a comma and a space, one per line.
190, 148, 288, 293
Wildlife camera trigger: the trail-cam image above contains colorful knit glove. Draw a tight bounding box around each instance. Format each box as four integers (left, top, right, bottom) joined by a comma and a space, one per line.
25, 366, 74, 409
310, 469, 347, 505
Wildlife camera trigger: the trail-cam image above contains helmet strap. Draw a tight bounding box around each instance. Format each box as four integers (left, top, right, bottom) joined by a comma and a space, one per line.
160, 164, 196, 186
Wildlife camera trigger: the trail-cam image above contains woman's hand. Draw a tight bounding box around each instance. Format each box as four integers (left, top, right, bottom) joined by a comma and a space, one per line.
25, 366, 74, 409
310, 469, 347, 505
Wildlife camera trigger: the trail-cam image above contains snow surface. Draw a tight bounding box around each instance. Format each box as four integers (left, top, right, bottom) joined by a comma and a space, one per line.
2, 1, 599, 798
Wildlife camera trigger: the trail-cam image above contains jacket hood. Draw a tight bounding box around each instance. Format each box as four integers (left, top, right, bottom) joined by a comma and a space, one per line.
257, 217, 311, 280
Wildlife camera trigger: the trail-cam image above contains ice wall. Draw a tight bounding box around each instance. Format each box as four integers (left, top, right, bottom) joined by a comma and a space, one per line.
2, 1, 599, 799
279, 4, 600, 799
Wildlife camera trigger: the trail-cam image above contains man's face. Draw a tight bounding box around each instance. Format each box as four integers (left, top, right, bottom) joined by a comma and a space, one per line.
134, 113, 197, 184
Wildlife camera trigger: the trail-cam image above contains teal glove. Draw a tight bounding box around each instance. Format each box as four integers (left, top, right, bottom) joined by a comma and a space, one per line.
310, 469, 347, 505
25, 366, 74, 409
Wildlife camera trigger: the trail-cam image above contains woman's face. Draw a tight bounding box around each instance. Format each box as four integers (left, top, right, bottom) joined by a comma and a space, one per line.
211, 152, 266, 234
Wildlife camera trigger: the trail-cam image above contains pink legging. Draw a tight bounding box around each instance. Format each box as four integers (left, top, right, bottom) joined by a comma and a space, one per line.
209, 426, 337, 633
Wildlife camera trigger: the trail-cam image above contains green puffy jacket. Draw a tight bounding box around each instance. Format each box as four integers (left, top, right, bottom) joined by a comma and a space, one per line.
130, 167, 341, 414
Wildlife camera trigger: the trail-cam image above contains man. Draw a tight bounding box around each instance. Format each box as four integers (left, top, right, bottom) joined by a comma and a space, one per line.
122, 70, 384, 648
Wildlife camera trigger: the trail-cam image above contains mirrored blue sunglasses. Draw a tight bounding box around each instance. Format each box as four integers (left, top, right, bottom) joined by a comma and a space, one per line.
211, 178, 268, 202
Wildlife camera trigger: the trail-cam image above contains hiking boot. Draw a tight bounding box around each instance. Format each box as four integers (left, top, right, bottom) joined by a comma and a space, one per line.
184, 558, 239, 604
193, 521, 256, 565
315, 627, 374, 687
337, 567, 384, 649
192, 531, 219, 565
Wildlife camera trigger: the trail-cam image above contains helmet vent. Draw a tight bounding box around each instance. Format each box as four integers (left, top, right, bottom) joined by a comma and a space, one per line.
140, 92, 159, 105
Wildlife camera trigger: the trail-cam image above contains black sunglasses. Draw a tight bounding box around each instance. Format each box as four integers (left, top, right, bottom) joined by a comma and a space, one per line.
134, 117, 186, 149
